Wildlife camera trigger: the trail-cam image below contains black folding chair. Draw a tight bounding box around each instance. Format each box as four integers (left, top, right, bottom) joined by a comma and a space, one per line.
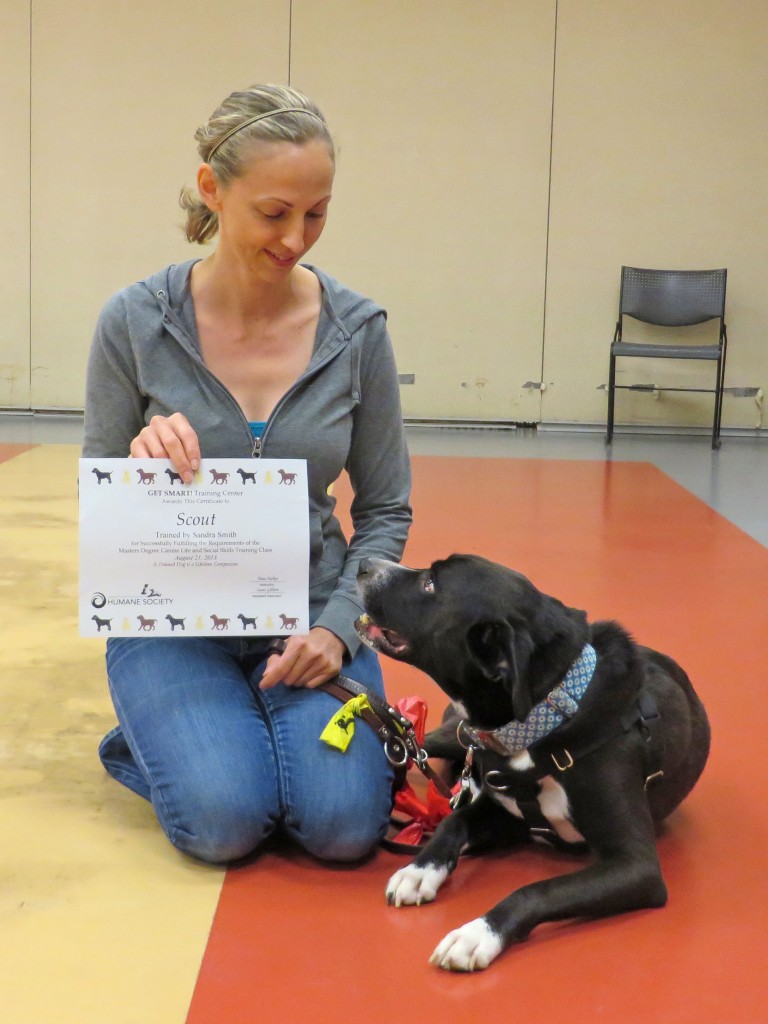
606, 267, 728, 449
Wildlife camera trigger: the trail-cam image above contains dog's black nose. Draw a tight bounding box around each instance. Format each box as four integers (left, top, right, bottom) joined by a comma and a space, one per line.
358, 557, 373, 576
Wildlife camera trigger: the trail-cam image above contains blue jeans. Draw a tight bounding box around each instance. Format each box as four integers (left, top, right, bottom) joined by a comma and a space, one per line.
100, 637, 393, 864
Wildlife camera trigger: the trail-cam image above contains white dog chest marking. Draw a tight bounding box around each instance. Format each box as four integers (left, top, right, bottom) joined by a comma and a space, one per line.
493, 774, 585, 845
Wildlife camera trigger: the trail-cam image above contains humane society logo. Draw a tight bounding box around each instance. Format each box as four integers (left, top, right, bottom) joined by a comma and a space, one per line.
91, 582, 172, 610
89, 583, 176, 633
91, 581, 167, 602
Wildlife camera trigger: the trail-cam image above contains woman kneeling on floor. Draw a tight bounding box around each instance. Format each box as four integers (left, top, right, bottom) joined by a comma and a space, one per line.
83, 83, 412, 864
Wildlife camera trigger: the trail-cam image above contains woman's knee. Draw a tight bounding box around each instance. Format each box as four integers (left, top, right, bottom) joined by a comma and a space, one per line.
286, 770, 392, 862
151, 770, 280, 864
292, 809, 388, 863
159, 796, 277, 863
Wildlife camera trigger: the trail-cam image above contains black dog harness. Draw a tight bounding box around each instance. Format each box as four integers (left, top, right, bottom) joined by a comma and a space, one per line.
530, 688, 666, 788
453, 689, 666, 848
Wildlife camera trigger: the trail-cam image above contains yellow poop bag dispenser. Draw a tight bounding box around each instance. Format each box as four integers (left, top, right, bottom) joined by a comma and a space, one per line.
320, 695, 374, 753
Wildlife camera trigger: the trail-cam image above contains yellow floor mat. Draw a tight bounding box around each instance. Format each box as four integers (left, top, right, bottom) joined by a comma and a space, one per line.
0, 446, 223, 1024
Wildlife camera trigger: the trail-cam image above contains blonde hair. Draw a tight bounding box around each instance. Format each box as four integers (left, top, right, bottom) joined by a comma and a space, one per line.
180, 84, 335, 244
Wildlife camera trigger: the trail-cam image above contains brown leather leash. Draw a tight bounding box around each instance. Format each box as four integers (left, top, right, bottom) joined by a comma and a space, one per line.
318, 672, 453, 800
266, 637, 451, 798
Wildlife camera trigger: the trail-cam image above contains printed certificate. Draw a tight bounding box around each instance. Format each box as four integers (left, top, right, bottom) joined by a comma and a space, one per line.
79, 458, 309, 638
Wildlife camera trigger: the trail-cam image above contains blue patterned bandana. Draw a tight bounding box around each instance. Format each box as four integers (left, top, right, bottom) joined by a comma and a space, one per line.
468, 643, 598, 755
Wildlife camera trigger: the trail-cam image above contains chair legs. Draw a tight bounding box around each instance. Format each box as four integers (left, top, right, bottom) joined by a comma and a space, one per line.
711, 354, 725, 449
606, 351, 616, 445
608, 353, 725, 449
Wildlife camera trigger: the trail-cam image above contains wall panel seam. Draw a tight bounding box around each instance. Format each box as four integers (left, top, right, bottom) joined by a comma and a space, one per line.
540, 0, 559, 390
28, 0, 33, 404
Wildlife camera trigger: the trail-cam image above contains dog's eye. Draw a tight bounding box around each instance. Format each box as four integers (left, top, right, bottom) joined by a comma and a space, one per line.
422, 574, 435, 594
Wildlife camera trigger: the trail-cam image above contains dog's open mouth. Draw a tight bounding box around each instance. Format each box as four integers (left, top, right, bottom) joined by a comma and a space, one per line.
355, 613, 411, 658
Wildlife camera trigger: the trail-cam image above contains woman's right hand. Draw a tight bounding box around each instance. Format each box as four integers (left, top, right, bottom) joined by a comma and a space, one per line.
130, 413, 201, 483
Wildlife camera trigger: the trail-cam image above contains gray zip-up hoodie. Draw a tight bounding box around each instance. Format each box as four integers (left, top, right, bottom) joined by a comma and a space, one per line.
83, 259, 412, 655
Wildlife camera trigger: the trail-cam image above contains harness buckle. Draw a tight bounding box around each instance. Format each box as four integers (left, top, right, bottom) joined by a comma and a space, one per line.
551, 749, 575, 772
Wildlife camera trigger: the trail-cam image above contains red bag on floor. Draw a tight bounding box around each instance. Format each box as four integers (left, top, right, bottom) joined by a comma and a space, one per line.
385, 696, 456, 851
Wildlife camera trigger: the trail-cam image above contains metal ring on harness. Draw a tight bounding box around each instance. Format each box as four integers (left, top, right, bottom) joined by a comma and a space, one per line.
456, 719, 476, 750
483, 769, 511, 792
383, 735, 409, 767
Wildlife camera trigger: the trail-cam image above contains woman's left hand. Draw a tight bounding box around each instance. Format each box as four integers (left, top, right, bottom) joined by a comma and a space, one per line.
259, 627, 346, 690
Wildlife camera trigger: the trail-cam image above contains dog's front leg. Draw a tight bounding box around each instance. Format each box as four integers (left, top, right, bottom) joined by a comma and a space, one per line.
386, 793, 517, 907
432, 847, 667, 972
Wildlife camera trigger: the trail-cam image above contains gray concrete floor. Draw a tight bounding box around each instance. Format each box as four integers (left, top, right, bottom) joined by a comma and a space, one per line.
2, 412, 766, 548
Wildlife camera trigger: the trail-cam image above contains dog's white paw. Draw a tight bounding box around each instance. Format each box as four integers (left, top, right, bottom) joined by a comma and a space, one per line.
429, 918, 503, 972
385, 863, 449, 907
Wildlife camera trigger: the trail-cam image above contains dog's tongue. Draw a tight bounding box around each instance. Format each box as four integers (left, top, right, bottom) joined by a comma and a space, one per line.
356, 614, 408, 654
357, 614, 386, 643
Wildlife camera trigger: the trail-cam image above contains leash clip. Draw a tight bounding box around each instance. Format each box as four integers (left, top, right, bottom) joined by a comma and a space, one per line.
450, 745, 476, 810
456, 719, 477, 750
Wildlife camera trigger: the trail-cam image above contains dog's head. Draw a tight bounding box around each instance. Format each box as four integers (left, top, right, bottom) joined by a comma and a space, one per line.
356, 554, 589, 730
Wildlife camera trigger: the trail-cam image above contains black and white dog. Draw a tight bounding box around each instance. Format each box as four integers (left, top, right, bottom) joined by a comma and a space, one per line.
356, 554, 710, 972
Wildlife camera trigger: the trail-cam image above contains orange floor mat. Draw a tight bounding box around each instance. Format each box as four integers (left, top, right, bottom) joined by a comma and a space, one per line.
187, 456, 767, 1024
0, 442, 34, 464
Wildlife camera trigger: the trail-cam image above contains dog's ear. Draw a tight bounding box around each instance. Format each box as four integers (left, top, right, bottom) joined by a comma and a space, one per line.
466, 620, 534, 721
